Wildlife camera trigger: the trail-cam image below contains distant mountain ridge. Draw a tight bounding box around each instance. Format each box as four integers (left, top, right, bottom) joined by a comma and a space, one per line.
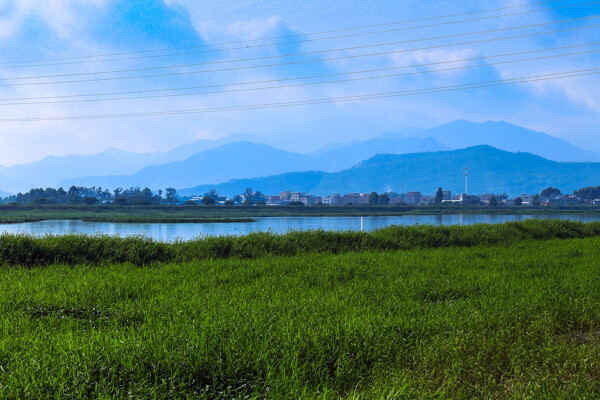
60, 137, 448, 190
1, 120, 598, 194
416, 120, 600, 162
0, 133, 263, 193
180, 146, 600, 197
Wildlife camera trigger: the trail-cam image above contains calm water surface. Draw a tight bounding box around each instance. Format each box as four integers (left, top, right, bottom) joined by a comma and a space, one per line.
1, 214, 599, 242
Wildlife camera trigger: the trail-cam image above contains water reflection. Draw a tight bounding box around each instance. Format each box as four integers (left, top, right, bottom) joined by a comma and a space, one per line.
0, 214, 599, 242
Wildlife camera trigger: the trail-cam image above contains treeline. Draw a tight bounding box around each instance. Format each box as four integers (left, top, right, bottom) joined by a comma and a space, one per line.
574, 186, 600, 200
0, 186, 178, 205
191, 188, 267, 206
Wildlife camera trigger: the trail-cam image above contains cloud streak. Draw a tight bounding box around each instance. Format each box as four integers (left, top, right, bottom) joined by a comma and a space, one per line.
0, 0, 598, 165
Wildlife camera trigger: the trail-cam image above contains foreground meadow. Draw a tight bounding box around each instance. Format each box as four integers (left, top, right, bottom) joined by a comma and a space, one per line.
0, 221, 599, 398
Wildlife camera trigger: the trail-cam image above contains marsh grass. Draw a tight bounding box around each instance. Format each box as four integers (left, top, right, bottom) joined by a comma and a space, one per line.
0, 236, 599, 398
2, 204, 600, 224
2, 219, 600, 266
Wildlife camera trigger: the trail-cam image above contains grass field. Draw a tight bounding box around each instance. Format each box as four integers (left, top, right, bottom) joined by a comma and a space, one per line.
1, 221, 599, 398
2, 204, 600, 224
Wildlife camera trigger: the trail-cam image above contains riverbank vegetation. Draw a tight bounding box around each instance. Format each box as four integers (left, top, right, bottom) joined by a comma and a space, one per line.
2, 220, 600, 267
0, 225, 599, 398
2, 203, 600, 224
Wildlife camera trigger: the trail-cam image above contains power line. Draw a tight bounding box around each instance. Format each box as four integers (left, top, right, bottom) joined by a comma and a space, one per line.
1, 23, 597, 88
1, 68, 597, 121
0, 0, 573, 67
2, 48, 598, 106
2, 41, 597, 103
3, 1, 597, 71
4, 12, 599, 75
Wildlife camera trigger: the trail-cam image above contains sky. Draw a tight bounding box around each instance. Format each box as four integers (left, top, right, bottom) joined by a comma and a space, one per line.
0, 0, 598, 165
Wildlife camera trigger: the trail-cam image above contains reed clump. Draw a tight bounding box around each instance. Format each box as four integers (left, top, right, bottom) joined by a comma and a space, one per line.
2, 219, 600, 266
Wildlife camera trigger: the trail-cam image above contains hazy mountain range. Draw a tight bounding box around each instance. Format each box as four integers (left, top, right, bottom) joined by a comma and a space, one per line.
180, 146, 600, 197
0, 120, 599, 195
414, 120, 600, 162
60, 137, 448, 190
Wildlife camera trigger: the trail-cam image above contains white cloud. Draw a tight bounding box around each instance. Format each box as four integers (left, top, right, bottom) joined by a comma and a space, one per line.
0, 0, 110, 40
201, 15, 290, 42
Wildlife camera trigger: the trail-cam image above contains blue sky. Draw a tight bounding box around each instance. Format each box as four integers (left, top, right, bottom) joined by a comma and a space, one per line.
0, 0, 598, 165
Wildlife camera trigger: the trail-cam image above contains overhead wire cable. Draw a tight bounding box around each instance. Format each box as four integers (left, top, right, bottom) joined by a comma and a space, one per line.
0, 0, 573, 66
2, 41, 597, 103
2, 1, 597, 70
0, 22, 598, 88
3, 11, 599, 73
1, 48, 598, 106
1, 68, 598, 121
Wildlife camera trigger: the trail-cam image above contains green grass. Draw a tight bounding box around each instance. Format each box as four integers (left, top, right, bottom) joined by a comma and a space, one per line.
0, 235, 599, 398
2, 219, 600, 267
2, 203, 600, 223
0, 204, 257, 224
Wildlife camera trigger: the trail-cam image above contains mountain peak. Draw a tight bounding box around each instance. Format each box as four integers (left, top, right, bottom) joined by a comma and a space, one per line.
421, 120, 600, 162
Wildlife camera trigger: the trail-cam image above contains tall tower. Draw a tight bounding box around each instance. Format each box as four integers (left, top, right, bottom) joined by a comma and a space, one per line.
464, 167, 469, 195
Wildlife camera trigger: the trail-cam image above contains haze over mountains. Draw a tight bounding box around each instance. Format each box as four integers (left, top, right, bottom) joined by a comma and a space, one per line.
416, 120, 600, 163
61, 137, 449, 190
181, 146, 600, 197
0, 120, 599, 195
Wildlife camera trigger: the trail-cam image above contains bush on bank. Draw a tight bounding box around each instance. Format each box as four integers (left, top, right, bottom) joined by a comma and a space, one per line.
2, 219, 600, 267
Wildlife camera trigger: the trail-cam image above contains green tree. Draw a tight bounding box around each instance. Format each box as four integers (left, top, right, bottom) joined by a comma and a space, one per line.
368, 192, 379, 206
532, 194, 541, 206
203, 189, 219, 201
540, 187, 561, 199
113, 197, 128, 205
435, 187, 444, 205
232, 195, 243, 205
515, 197, 523, 206
83, 196, 99, 205
201, 197, 216, 205
165, 187, 178, 204
488, 196, 499, 206
253, 191, 267, 204
223, 200, 234, 206
379, 193, 390, 205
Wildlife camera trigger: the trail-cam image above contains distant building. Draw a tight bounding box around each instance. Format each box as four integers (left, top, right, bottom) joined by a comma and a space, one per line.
520, 194, 535, 203
404, 192, 421, 205
479, 193, 495, 202
280, 191, 292, 202
460, 194, 480, 205
300, 195, 322, 206
342, 193, 362, 205
267, 196, 281, 205
290, 192, 305, 202
421, 195, 434, 204
357, 194, 369, 205
389, 196, 404, 205
322, 193, 342, 206
442, 191, 452, 201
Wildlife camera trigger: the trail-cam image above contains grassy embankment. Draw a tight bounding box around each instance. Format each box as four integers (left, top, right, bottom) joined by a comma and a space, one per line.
1, 204, 600, 224
0, 204, 257, 224
0, 220, 600, 398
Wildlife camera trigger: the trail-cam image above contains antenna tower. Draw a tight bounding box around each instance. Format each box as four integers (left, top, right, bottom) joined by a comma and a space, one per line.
464, 167, 469, 195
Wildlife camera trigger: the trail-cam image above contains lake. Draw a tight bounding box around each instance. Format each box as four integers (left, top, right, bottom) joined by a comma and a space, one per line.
2, 214, 600, 242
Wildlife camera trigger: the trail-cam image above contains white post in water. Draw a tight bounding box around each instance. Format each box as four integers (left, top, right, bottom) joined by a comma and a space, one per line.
464, 167, 469, 195
361, 216, 364, 232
